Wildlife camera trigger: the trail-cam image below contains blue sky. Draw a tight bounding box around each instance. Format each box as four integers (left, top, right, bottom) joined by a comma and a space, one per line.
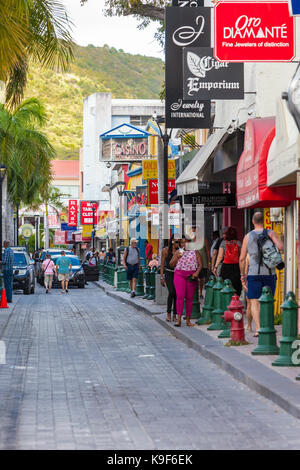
63, 0, 164, 59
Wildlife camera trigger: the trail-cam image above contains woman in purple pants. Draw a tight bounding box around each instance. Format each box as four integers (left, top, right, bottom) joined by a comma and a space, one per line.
170, 238, 202, 327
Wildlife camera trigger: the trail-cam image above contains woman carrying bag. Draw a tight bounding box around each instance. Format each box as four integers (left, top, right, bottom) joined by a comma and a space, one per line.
213, 226, 242, 296
170, 238, 202, 328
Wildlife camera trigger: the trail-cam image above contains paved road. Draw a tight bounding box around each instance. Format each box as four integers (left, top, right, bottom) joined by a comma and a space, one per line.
0, 284, 300, 449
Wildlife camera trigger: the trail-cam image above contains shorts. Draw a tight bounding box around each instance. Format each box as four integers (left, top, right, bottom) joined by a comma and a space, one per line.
247, 275, 277, 299
126, 264, 139, 281
58, 273, 69, 281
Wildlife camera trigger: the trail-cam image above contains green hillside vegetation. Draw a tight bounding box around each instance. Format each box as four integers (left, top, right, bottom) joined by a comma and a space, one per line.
25, 44, 164, 160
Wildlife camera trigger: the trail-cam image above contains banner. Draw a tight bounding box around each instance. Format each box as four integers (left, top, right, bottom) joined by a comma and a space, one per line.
80, 201, 99, 225
48, 211, 60, 229
148, 179, 176, 205
142, 159, 176, 179
54, 230, 65, 245
165, 6, 211, 128
183, 47, 244, 100
214, 1, 295, 62
68, 199, 78, 227
82, 225, 93, 239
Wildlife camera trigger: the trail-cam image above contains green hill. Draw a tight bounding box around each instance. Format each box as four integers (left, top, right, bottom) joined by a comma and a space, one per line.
25, 44, 164, 160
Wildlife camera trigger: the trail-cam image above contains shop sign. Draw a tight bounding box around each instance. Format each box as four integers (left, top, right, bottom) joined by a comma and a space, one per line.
172, 0, 204, 6
183, 47, 244, 100
20, 224, 34, 239
68, 199, 78, 227
142, 159, 175, 179
289, 0, 300, 15
98, 210, 114, 226
165, 6, 211, 128
74, 232, 82, 242
101, 137, 149, 161
136, 186, 148, 206
66, 231, 74, 243
184, 193, 236, 207
264, 209, 272, 229
82, 225, 93, 239
61, 223, 77, 232
148, 179, 176, 205
48, 211, 60, 229
80, 201, 99, 225
54, 230, 65, 245
215, 1, 295, 62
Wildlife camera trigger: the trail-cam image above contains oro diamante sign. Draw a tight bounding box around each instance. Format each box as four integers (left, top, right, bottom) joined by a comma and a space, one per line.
214, 1, 295, 62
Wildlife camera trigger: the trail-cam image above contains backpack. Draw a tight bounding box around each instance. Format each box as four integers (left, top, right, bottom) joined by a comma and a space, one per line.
86, 252, 91, 261
223, 241, 240, 264
256, 229, 285, 274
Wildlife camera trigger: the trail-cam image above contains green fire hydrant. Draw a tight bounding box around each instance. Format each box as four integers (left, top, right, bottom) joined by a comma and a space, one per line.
218, 279, 236, 339
207, 277, 225, 331
252, 286, 279, 356
272, 292, 299, 367
196, 276, 215, 325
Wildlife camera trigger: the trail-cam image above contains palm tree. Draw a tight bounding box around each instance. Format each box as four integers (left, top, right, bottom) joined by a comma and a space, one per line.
0, 97, 55, 242
0, 0, 74, 108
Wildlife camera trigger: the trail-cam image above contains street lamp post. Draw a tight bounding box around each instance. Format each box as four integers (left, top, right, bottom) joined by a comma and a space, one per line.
90, 201, 98, 252
283, 62, 300, 131
152, 113, 172, 251
116, 182, 126, 245
0, 165, 7, 264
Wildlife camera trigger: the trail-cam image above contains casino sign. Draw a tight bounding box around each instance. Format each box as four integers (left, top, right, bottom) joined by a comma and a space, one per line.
100, 123, 150, 162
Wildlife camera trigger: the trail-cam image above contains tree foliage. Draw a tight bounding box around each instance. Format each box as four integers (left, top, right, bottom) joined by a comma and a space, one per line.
0, 97, 54, 207
0, 0, 74, 109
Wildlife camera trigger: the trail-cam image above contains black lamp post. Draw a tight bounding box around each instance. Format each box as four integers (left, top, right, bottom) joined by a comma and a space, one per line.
90, 200, 98, 252
116, 182, 126, 245
0, 165, 7, 263
152, 113, 172, 247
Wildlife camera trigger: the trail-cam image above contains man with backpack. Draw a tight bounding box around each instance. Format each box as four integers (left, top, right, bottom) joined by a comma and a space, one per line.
122, 238, 141, 298
239, 211, 284, 336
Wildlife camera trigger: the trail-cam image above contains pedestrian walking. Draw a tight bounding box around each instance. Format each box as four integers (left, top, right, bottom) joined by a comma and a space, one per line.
99, 250, 106, 262
105, 248, 115, 264
239, 211, 284, 336
88, 252, 97, 266
55, 251, 72, 294
213, 226, 242, 296
170, 238, 202, 327
241, 254, 253, 331
211, 227, 227, 275
123, 238, 140, 298
145, 240, 153, 265
1, 241, 14, 303
160, 235, 179, 323
42, 254, 55, 293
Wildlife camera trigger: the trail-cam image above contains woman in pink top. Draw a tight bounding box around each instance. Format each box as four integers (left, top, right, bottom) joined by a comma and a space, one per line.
170, 238, 202, 327
42, 254, 55, 293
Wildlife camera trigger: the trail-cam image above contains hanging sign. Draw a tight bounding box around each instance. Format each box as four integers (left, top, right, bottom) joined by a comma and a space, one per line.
183, 47, 244, 100
68, 199, 78, 227
142, 159, 176, 179
80, 201, 99, 225
148, 179, 176, 205
165, 6, 211, 128
214, 1, 295, 62
54, 230, 65, 245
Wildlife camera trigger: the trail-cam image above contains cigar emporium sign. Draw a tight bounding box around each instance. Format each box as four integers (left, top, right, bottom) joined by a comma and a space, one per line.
214, 1, 296, 62
165, 6, 211, 128
183, 47, 244, 100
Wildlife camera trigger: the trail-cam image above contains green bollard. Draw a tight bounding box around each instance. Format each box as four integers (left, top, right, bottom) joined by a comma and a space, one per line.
218, 279, 236, 338
98, 261, 104, 280
272, 292, 299, 366
135, 270, 145, 296
207, 277, 225, 331
148, 268, 156, 300
143, 267, 150, 299
116, 267, 128, 292
252, 286, 279, 355
197, 276, 215, 325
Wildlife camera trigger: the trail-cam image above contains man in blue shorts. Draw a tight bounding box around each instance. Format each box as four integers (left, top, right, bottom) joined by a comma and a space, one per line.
239, 211, 283, 336
123, 238, 140, 298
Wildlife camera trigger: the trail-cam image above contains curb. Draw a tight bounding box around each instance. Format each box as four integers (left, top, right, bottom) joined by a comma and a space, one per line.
94, 281, 165, 316
95, 280, 300, 420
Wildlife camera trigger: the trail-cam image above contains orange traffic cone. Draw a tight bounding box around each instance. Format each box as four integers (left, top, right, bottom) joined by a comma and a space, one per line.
0, 289, 9, 308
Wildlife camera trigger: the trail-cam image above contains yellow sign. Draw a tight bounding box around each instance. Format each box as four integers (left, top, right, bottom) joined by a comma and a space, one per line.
142, 159, 175, 179
82, 225, 93, 238
264, 209, 272, 230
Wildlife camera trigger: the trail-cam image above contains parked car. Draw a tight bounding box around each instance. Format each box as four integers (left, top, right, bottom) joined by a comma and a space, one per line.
12, 250, 35, 295
39, 255, 85, 289
36, 249, 73, 285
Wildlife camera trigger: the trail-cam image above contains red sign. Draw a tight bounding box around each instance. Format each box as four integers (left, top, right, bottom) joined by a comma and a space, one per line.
68, 199, 78, 227
148, 179, 176, 205
215, 1, 295, 62
80, 201, 99, 225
